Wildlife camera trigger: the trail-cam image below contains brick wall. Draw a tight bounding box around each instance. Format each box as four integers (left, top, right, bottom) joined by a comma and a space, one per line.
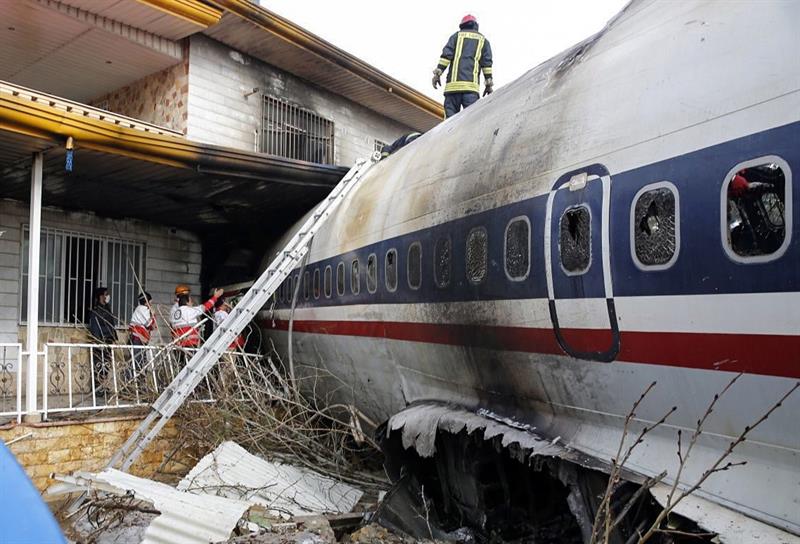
186, 35, 411, 166
0, 199, 202, 346
0, 416, 190, 492
90, 60, 189, 134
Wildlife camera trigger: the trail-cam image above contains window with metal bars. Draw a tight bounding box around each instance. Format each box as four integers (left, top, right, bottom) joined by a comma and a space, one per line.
261, 95, 335, 164
20, 226, 145, 326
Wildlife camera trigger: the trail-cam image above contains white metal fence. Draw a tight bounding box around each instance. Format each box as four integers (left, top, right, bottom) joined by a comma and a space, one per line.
0, 343, 23, 423
0, 343, 261, 422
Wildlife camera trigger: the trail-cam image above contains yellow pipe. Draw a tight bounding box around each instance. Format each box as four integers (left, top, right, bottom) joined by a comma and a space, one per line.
0, 93, 200, 168
207, 0, 445, 121
135, 0, 223, 28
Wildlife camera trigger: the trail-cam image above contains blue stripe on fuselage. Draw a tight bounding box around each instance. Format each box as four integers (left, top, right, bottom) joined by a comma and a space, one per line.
276, 121, 799, 309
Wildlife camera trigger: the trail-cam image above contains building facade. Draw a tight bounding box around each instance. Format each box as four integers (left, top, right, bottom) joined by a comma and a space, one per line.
0, 0, 442, 421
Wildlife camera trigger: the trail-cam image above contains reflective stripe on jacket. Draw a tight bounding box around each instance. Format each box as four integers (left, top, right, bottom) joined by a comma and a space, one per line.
170, 296, 217, 348
436, 30, 493, 94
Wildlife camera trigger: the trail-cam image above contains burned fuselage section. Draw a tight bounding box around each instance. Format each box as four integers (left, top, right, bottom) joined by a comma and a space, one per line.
376, 404, 715, 544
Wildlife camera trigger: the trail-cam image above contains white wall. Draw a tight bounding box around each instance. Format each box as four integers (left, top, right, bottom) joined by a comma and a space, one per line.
186, 35, 410, 166
0, 199, 202, 344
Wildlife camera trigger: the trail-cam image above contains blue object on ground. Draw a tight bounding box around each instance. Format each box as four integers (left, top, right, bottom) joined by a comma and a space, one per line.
0, 440, 66, 543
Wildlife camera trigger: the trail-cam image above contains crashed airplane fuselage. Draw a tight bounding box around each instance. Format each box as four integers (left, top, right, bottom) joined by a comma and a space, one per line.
260, 0, 799, 539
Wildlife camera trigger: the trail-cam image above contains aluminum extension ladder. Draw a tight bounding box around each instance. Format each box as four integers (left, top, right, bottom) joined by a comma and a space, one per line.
108, 154, 380, 472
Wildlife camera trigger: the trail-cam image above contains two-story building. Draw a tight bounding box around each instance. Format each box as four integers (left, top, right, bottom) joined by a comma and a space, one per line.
0, 0, 441, 423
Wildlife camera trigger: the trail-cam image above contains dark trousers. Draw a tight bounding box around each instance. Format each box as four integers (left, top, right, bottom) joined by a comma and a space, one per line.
444, 92, 479, 118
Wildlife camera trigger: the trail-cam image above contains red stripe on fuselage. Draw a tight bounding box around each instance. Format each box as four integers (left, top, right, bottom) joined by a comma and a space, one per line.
264, 319, 800, 379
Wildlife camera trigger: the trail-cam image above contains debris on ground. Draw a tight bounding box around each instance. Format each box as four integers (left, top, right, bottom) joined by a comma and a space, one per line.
51, 441, 372, 544
177, 441, 363, 518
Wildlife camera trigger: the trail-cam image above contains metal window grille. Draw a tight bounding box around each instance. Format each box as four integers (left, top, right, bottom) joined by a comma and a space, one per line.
374, 140, 387, 153
261, 95, 335, 164
20, 226, 145, 326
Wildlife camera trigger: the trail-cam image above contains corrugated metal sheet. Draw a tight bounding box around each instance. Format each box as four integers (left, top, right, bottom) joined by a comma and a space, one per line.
204, 14, 443, 132
65, 469, 252, 544
178, 441, 363, 517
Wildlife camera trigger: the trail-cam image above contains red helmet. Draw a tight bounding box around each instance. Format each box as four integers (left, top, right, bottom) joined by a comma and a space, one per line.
460, 14, 477, 26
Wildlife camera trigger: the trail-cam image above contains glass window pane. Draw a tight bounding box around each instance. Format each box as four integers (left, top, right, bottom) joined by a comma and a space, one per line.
385, 249, 397, 292
313, 269, 320, 299
559, 208, 590, 274
434, 237, 451, 288
367, 254, 377, 294
337, 262, 345, 296
324, 265, 332, 298
466, 227, 488, 283
505, 219, 530, 280
725, 162, 787, 258
407, 243, 421, 290
351, 259, 360, 295
303, 271, 310, 300
633, 187, 677, 267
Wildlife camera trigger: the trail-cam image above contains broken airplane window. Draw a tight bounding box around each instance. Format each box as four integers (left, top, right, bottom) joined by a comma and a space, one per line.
303, 271, 309, 300
324, 265, 332, 298
351, 259, 360, 294
434, 236, 451, 288
385, 249, 398, 292
505, 217, 530, 280
337, 262, 345, 296
466, 227, 488, 284
367, 254, 377, 293
408, 242, 422, 290
559, 206, 590, 274
725, 160, 788, 259
633, 184, 678, 268
313, 268, 320, 299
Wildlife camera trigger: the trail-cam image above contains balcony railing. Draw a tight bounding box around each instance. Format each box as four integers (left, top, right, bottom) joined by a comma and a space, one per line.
0, 342, 261, 423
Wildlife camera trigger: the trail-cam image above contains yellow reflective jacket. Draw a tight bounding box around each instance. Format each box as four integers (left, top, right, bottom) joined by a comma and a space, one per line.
436, 30, 493, 94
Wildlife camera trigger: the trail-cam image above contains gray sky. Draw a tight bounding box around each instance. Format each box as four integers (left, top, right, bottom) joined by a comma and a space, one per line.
263, 0, 630, 101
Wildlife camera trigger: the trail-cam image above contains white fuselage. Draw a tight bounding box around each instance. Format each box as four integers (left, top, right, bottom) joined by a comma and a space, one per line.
260, 0, 800, 536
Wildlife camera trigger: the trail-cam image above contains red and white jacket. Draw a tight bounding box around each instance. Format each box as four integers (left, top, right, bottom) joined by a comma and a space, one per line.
170, 296, 217, 347
129, 304, 156, 344
214, 309, 245, 350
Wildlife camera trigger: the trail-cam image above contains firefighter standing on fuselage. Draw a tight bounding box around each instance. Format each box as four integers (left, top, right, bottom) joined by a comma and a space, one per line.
433, 14, 493, 118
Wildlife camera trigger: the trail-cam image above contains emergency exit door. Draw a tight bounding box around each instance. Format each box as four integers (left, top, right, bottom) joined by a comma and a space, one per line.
545, 165, 619, 362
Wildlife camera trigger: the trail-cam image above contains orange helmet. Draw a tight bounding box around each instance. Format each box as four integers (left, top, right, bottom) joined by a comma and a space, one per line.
175, 284, 191, 296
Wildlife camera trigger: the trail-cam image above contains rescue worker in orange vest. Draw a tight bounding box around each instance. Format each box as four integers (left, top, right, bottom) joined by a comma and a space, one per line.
170, 287, 223, 348
433, 14, 493, 118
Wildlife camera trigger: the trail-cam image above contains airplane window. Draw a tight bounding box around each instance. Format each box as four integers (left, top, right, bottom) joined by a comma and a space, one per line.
367, 254, 377, 293
313, 268, 320, 299
385, 249, 398, 292
287, 276, 293, 302
559, 207, 590, 274
467, 227, 488, 283
351, 259, 360, 294
294, 274, 300, 299
633, 184, 678, 268
725, 161, 788, 259
408, 242, 422, 290
337, 262, 345, 296
434, 237, 451, 288
324, 265, 332, 298
303, 271, 309, 300
505, 217, 530, 280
